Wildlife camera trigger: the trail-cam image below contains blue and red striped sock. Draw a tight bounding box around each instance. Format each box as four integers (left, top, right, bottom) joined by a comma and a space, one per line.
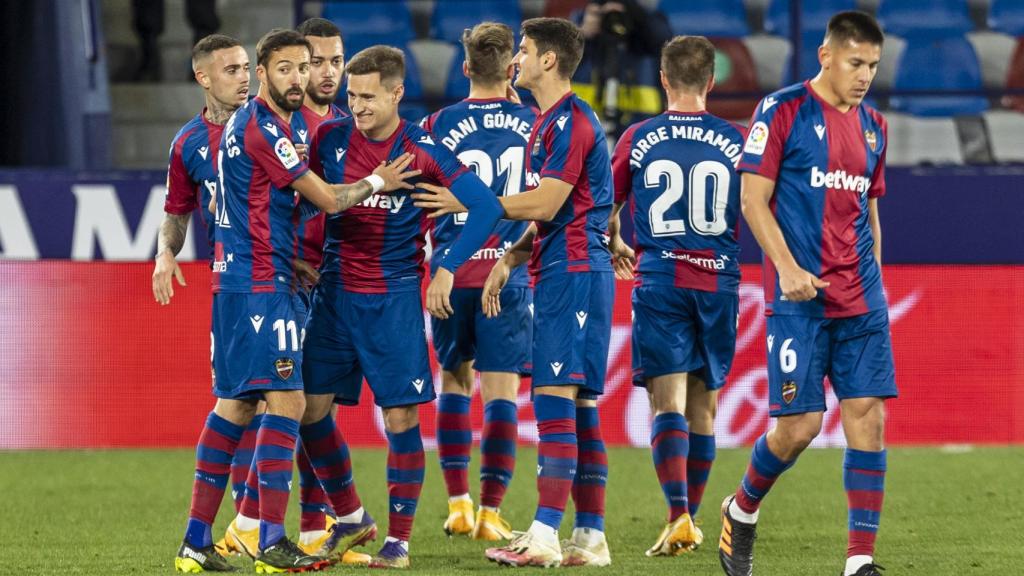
300, 414, 363, 517
734, 434, 795, 514
650, 412, 689, 522
437, 393, 472, 498
185, 411, 244, 548
844, 448, 886, 559
230, 414, 260, 511
533, 395, 577, 531
255, 414, 300, 550
296, 439, 333, 533
480, 399, 517, 508
687, 432, 716, 518
572, 406, 607, 531
386, 425, 425, 542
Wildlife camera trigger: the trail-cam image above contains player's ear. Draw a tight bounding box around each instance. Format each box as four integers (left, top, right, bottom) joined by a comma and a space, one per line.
506, 61, 515, 81
255, 64, 266, 84
818, 43, 831, 71
463, 60, 470, 80
659, 70, 670, 92
393, 83, 404, 104
707, 75, 715, 95
542, 50, 556, 73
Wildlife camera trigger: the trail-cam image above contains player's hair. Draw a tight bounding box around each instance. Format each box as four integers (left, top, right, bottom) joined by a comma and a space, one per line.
825, 10, 884, 47
296, 17, 343, 41
520, 17, 584, 79
462, 22, 515, 87
256, 28, 312, 68
346, 45, 405, 87
661, 35, 715, 92
191, 34, 242, 67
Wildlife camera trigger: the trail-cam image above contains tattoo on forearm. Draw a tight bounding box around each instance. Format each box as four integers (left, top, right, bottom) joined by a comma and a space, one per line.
157, 214, 190, 257
333, 180, 374, 212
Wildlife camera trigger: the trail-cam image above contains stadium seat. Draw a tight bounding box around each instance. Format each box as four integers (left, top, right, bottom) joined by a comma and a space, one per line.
763, 0, 856, 37
876, 0, 973, 37
543, 0, 590, 19
967, 31, 1018, 89
659, 0, 751, 37
430, 0, 523, 44
779, 32, 825, 85
443, 43, 471, 101
1004, 37, 1024, 111
409, 39, 458, 100
743, 34, 791, 89
885, 113, 964, 164
323, 1, 414, 49
983, 110, 1024, 162
890, 35, 989, 116
707, 38, 760, 120
989, 0, 1024, 36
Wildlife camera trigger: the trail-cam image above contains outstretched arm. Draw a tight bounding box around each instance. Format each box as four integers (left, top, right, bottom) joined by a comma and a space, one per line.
152, 213, 190, 305
293, 153, 422, 214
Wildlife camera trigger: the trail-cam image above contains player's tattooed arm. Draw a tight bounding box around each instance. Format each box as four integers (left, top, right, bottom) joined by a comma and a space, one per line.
294, 153, 421, 214
152, 213, 190, 305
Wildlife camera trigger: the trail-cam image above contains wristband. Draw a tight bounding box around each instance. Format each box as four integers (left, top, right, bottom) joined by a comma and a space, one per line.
363, 174, 385, 194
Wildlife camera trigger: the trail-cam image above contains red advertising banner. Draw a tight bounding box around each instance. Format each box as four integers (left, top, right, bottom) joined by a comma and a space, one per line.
1, 262, 1021, 448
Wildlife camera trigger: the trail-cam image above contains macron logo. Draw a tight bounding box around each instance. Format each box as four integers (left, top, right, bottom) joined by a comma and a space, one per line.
412, 378, 425, 394
810, 166, 871, 194
262, 122, 278, 137
250, 315, 264, 333
297, 129, 308, 143
762, 96, 778, 113
198, 146, 209, 160
551, 362, 564, 376
336, 148, 346, 162
576, 311, 588, 329
767, 334, 775, 353
418, 135, 434, 146
394, 503, 405, 512
556, 115, 568, 130
814, 124, 826, 140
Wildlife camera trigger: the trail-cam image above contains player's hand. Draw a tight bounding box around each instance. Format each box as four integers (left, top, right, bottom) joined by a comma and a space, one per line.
609, 234, 636, 280
426, 267, 456, 319
779, 266, 829, 302
374, 153, 421, 192
293, 258, 320, 292
294, 143, 309, 162
152, 251, 186, 305
482, 259, 512, 318
412, 182, 468, 218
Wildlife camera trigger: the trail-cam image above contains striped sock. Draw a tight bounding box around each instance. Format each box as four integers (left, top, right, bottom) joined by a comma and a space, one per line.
437, 393, 472, 498
255, 414, 300, 550
296, 439, 333, 533
572, 406, 607, 531
479, 399, 517, 508
185, 412, 244, 548
687, 432, 716, 518
230, 415, 260, 511
239, 455, 260, 521
734, 434, 795, 514
300, 414, 363, 517
845, 448, 886, 559
650, 412, 689, 522
386, 425, 425, 542
533, 395, 577, 531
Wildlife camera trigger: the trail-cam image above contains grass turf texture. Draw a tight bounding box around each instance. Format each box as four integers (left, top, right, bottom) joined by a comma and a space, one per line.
1, 447, 1020, 575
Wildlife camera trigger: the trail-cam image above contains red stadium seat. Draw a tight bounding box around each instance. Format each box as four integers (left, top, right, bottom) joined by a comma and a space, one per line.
544, 0, 590, 19
1003, 37, 1024, 112
707, 38, 759, 121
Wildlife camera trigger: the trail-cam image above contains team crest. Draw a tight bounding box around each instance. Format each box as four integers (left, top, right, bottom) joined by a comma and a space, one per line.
781, 381, 797, 404
275, 358, 295, 380
864, 130, 877, 152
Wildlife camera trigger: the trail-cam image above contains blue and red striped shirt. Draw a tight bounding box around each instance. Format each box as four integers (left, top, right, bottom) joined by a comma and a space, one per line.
739, 81, 888, 317
165, 110, 223, 257
212, 97, 309, 293
295, 103, 346, 270
527, 92, 613, 280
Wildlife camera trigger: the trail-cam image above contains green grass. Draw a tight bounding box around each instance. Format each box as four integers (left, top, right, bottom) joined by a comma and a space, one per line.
1, 447, 1021, 575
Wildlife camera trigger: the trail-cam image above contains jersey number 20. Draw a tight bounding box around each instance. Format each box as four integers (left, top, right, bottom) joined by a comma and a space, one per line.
646, 159, 730, 237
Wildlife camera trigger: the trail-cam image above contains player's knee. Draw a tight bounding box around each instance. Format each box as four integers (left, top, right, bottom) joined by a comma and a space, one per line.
772, 413, 823, 453
301, 393, 335, 425
480, 372, 519, 402
214, 398, 258, 426
383, 405, 420, 433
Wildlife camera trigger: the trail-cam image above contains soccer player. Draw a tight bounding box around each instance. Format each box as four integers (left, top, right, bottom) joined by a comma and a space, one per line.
180, 28, 419, 573
717, 12, 894, 576
300, 46, 503, 569
153, 34, 249, 307
416, 17, 615, 568
609, 35, 744, 558
419, 22, 535, 542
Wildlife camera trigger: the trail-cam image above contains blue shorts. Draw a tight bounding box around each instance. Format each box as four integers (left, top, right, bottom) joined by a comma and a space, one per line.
211, 292, 304, 400
430, 286, 532, 374
531, 271, 614, 396
302, 283, 435, 408
766, 309, 898, 416
631, 285, 738, 390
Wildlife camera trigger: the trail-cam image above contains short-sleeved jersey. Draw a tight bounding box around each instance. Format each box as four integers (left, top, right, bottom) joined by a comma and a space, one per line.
738, 81, 888, 318
612, 110, 745, 294
212, 97, 309, 293
310, 118, 470, 293
295, 103, 346, 269
422, 98, 536, 288
527, 92, 613, 279
165, 110, 223, 257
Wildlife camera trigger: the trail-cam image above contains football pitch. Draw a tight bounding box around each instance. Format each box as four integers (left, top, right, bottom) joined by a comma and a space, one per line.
1, 446, 1020, 575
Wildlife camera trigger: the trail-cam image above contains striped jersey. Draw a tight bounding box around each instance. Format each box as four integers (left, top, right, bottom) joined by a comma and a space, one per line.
164, 110, 223, 257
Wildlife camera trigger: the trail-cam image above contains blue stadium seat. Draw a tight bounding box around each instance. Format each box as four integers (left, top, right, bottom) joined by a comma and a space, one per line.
323, 1, 414, 49
780, 32, 824, 84
876, 0, 973, 37
890, 36, 989, 116
989, 0, 1024, 37
444, 44, 471, 100
658, 0, 750, 37
430, 0, 522, 44
764, 0, 857, 37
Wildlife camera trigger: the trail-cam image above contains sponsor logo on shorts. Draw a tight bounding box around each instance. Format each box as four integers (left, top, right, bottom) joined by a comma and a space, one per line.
575, 310, 588, 328
550, 361, 564, 376
781, 380, 797, 404
411, 378, 425, 394
275, 358, 295, 380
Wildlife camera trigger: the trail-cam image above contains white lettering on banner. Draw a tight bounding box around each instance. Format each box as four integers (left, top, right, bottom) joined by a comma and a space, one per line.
0, 185, 40, 258
71, 185, 196, 261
